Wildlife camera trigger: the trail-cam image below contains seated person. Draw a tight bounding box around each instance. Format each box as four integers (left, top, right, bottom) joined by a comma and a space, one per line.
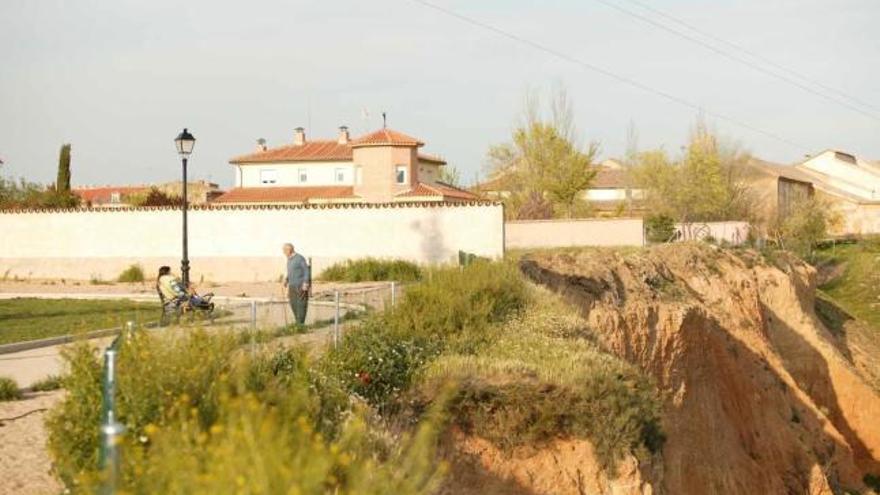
156, 266, 213, 311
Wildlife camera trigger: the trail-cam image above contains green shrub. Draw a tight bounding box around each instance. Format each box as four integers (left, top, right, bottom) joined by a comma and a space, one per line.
117, 264, 145, 283
31, 374, 64, 392
46, 330, 445, 493
322, 318, 440, 411
645, 214, 676, 243
0, 376, 22, 401
88, 275, 112, 285
320, 258, 422, 282
322, 261, 528, 411
390, 261, 528, 342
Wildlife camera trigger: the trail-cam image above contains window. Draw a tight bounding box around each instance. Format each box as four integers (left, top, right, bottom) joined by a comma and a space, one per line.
259, 169, 277, 185
110, 192, 121, 204
298, 168, 308, 183
396, 165, 407, 185
335, 168, 345, 184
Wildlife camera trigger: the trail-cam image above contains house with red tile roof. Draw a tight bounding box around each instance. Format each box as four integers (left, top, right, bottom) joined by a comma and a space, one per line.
215, 126, 477, 205
74, 181, 221, 207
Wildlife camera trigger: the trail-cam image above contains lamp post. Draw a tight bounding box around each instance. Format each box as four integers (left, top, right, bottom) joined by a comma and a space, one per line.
174, 128, 196, 287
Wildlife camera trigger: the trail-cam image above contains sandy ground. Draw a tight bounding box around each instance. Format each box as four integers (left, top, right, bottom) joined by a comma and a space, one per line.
0, 391, 64, 495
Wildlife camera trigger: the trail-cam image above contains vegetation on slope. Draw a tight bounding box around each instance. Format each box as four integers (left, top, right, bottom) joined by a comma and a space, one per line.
816, 238, 880, 330
47, 260, 664, 491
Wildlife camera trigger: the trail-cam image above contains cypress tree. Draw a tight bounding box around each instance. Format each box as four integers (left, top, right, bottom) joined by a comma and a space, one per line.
56, 144, 71, 193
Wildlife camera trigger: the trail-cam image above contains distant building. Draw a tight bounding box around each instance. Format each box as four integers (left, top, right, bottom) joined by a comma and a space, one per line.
474, 159, 644, 215
214, 126, 477, 205
744, 150, 880, 235
74, 181, 221, 207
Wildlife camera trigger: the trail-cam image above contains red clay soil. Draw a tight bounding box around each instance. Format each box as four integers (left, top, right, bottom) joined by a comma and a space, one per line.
519, 243, 880, 495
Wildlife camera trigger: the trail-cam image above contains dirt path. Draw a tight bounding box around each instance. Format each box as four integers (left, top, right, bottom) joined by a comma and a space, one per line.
0, 391, 64, 495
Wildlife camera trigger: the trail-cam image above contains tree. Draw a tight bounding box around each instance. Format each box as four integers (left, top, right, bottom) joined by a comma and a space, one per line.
487, 88, 599, 219
56, 144, 71, 194
775, 195, 840, 260
129, 187, 182, 207
438, 166, 462, 188
630, 119, 755, 231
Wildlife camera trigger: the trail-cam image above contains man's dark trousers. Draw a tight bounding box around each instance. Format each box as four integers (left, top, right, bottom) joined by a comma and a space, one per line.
288, 287, 308, 325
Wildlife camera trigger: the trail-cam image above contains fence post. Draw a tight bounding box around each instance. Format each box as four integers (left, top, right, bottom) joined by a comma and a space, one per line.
333, 290, 340, 348
100, 347, 124, 495
125, 320, 134, 340
248, 300, 258, 355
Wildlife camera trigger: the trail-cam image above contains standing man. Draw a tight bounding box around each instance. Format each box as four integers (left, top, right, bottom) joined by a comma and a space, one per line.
282, 243, 310, 325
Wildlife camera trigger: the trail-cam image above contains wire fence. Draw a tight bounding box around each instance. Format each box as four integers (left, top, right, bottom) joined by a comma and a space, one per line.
216, 282, 403, 344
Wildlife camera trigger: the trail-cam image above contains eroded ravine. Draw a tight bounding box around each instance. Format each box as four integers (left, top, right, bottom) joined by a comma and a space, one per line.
520, 244, 880, 495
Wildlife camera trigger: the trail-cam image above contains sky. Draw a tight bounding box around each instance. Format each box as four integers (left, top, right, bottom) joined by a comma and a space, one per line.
1, 0, 878, 188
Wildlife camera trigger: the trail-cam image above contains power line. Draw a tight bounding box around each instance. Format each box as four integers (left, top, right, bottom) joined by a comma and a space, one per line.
405, 0, 807, 151
620, 0, 880, 114
593, 0, 880, 123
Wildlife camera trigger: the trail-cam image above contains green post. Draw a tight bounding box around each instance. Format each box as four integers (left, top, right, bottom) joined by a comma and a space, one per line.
99, 338, 125, 494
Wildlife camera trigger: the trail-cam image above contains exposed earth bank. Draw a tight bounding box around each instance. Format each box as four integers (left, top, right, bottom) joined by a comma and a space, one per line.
517, 244, 880, 495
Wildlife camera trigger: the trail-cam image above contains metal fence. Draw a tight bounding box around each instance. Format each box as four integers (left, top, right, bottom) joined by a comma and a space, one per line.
215, 282, 403, 345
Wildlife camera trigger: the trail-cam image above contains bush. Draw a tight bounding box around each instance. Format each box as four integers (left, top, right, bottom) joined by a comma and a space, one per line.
117, 264, 145, 283
323, 261, 528, 411
321, 318, 440, 411
31, 374, 64, 392
0, 376, 22, 401
46, 330, 445, 493
320, 258, 422, 282
645, 214, 676, 243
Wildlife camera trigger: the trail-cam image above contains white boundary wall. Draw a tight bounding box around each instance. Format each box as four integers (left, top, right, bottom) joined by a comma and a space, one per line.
505, 218, 645, 249
0, 203, 504, 282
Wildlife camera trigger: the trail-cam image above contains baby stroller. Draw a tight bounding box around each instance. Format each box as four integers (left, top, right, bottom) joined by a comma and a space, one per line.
156, 267, 215, 325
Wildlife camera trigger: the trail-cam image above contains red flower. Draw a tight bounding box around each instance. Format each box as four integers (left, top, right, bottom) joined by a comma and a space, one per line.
356, 371, 372, 385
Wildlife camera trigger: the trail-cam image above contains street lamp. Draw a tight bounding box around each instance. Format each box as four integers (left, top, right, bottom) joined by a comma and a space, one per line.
174, 128, 196, 287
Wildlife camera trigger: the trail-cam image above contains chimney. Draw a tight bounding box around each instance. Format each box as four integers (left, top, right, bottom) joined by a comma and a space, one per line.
337, 125, 350, 145
255, 138, 267, 152
293, 127, 306, 146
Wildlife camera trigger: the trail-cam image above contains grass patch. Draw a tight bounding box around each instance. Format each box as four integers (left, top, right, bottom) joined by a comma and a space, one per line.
815, 238, 880, 330
0, 298, 156, 345
31, 374, 64, 392
0, 376, 22, 401
117, 264, 146, 283
319, 258, 422, 282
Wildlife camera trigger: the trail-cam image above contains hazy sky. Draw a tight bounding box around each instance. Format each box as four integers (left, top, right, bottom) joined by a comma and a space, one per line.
1, 0, 878, 188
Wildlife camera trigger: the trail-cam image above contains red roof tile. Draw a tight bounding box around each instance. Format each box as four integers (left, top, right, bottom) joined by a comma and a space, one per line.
396, 182, 479, 201
213, 186, 357, 204
231, 140, 353, 164
351, 128, 424, 147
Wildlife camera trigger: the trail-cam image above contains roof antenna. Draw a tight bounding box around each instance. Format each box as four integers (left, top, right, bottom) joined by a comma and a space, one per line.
382, 112, 387, 129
